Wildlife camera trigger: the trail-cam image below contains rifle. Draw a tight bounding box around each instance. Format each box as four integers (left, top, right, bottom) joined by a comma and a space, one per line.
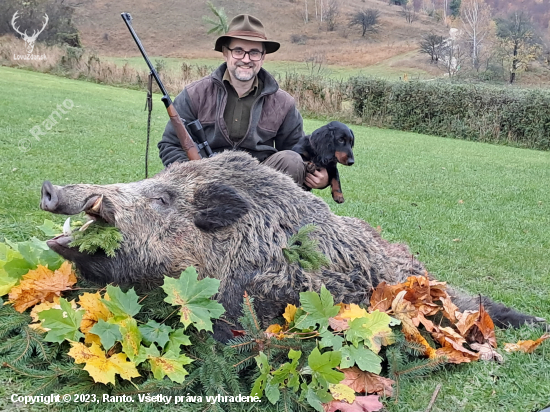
121, 13, 213, 160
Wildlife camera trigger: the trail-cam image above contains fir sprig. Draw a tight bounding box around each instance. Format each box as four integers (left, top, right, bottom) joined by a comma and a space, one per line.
69, 221, 123, 258
283, 224, 330, 271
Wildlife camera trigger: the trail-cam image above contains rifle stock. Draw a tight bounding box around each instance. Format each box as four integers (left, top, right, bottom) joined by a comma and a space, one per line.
121, 12, 201, 161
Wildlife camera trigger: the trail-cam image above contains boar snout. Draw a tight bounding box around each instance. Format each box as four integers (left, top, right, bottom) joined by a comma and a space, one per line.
40, 181, 59, 212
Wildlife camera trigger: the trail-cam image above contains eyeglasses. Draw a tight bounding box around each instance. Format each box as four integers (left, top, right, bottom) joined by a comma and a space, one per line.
226, 47, 264, 61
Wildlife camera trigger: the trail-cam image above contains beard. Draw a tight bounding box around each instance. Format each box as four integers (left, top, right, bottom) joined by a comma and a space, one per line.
231, 63, 257, 81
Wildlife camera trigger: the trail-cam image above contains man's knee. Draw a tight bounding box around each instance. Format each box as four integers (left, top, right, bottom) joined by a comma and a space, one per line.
262, 150, 306, 186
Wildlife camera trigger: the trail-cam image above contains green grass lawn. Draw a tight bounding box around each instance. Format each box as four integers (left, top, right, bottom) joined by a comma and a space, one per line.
0, 66, 549, 412
104, 56, 429, 81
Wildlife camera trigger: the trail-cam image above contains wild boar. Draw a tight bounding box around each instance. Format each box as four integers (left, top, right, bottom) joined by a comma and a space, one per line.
40, 151, 543, 340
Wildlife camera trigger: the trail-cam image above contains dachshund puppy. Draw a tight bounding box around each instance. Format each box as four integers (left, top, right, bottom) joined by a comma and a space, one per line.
292, 121, 355, 203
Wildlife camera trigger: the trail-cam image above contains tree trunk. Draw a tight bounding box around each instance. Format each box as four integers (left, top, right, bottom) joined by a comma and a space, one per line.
510, 40, 518, 84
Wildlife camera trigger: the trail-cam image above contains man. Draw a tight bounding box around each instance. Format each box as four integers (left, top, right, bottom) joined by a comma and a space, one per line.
158, 14, 328, 189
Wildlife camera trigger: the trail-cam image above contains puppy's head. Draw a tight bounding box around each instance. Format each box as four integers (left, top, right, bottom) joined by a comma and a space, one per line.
310, 121, 355, 166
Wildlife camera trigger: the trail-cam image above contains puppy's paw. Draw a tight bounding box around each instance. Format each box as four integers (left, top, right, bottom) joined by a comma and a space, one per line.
333, 194, 345, 203
304, 161, 317, 174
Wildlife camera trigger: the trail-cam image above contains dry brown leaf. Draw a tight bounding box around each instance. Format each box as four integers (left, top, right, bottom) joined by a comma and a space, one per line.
455, 310, 480, 336
324, 395, 384, 412
329, 317, 350, 332
339, 367, 394, 397
439, 296, 459, 323
7, 262, 77, 313
470, 342, 503, 362
473, 304, 497, 348
504, 334, 550, 354
368, 281, 395, 313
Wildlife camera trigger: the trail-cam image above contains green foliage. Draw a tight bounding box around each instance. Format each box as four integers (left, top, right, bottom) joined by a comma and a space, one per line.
449, 0, 461, 17
283, 224, 330, 271
350, 76, 550, 150
69, 221, 123, 258
38, 298, 84, 343
297, 286, 340, 329
162, 266, 225, 332
102, 285, 142, 318
202, 1, 229, 35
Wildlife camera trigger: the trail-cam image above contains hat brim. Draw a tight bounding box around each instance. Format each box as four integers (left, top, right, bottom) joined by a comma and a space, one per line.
214, 35, 280, 54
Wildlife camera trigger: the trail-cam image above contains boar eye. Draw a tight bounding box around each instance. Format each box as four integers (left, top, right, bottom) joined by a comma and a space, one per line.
152, 196, 169, 206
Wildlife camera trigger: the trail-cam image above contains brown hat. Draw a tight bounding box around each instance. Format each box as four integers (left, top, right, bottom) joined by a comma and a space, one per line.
214, 14, 280, 54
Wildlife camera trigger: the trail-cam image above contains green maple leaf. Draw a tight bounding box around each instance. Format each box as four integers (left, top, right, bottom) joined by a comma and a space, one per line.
118, 317, 142, 362
5, 237, 63, 270
272, 349, 302, 391
319, 329, 344, 351
89, 319, 122, 349
306, 347, 344, 388
140, 345, 192, 383
251, 351, 271, 398
37, 220, 62, 237
345, 310, 392, 352
161, 267, 224, 332
299, 286, 340, 329
101, 285, 142, 318
339, 345, 382, 374
139, 320, 173, 348
38, 298, 84, 343
164, 329, 192, 353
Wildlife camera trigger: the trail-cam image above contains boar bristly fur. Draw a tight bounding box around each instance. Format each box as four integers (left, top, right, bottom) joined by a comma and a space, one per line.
41, 151, 543, 341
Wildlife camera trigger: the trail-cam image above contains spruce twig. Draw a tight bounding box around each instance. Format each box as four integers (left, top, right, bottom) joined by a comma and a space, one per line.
283, 224, 330, 271
69, 221, 122, 258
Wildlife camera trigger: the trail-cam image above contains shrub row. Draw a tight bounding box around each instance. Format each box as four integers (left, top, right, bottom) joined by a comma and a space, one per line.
350, 77, 550, 150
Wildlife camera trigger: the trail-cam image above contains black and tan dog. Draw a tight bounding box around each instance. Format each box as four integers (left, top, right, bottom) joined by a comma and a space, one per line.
292, 121, 355, 203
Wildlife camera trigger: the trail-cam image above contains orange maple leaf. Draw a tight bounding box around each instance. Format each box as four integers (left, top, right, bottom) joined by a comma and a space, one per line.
7, 262, 77, 313
504, 334, 550, 354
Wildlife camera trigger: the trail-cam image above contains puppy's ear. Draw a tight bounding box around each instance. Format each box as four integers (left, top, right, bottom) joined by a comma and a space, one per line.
310, 124, 335, 164
193, 182, 250, 231
350, 129, 355, 147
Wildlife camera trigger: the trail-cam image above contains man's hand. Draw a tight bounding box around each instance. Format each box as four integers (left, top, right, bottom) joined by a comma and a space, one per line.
305, 168, 329, 189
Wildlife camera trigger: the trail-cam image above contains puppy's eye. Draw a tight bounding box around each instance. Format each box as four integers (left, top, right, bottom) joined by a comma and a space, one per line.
338, 138, 345, 144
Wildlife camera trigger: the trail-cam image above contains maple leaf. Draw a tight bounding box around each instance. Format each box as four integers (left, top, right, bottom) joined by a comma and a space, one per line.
329, 383, 355, 403
470, 342, 503, 362
38, 298, 84, 343
78, 291, 111, 334
323, 395, 384, 412
340, 345, 382, 374
455, 310, 479, 336
90, 319, 122, 350
339, 367, 394, 397
7, 261, 77, 312
68, 341, 140, 385
283, 304, 297, 324
472, 303, 497, 348
118, 317, 142, 362
368, 281, 395, 313
307, 347, 344, 388
337, 304, 369, 321
162, 267, 225, 332
139, 319, 173, 348
329, 317, 350, 332
432, 326, 479, 363
439, 296, 459, 323
299, 286, 341, 329
101, 285, 141, 318
138, 345, 193, 383
265, 324, 285, 339
164, 329, 192, 353
504, 334, 550, 354
345, 310, 393, 353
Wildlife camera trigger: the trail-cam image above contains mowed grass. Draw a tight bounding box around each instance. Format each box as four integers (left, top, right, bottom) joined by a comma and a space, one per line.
0, 66, 549, 412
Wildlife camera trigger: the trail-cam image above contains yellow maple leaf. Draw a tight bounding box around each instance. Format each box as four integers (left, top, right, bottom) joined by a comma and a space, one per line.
29, 297, 78, 332
7, 262, 77, 313
283, 304, 297, 324
78, 292, 111, 334
329, 383, 356, 403
84, 332, 102, 347
265, 324, 286, 339
68, 341, 140, 385
337, 303, 369, 320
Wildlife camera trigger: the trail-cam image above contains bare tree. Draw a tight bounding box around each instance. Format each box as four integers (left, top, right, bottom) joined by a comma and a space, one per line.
440, 30, 466, 77
460, 0, 493, 70
324, 0, 340, 31
402, 3, 417, 23
349, 9, 380, 37
420, 33, 445, 62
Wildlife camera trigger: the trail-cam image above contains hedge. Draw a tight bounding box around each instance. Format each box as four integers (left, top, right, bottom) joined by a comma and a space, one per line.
350, 77, 550, 150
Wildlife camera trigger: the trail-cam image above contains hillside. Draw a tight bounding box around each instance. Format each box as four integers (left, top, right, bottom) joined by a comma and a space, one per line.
72, 0, 446, 67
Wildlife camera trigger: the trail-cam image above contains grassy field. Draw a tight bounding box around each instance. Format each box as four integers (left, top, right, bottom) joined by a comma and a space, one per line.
0, 66, 549, 412
103, 56, 430, 81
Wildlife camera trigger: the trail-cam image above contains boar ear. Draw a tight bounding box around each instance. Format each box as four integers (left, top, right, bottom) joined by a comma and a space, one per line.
193, 182, 250, 231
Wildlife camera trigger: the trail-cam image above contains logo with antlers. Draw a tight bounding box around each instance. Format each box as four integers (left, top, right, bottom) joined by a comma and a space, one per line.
11, 11, 49, 55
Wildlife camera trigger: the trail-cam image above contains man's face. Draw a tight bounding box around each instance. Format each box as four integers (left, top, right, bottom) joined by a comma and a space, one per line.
223, 38, 265, 82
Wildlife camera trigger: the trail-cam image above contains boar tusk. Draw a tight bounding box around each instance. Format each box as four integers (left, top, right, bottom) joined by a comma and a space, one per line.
79, 217, 96, 232
63, 217, 71, 236
91, 195, 103, 213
